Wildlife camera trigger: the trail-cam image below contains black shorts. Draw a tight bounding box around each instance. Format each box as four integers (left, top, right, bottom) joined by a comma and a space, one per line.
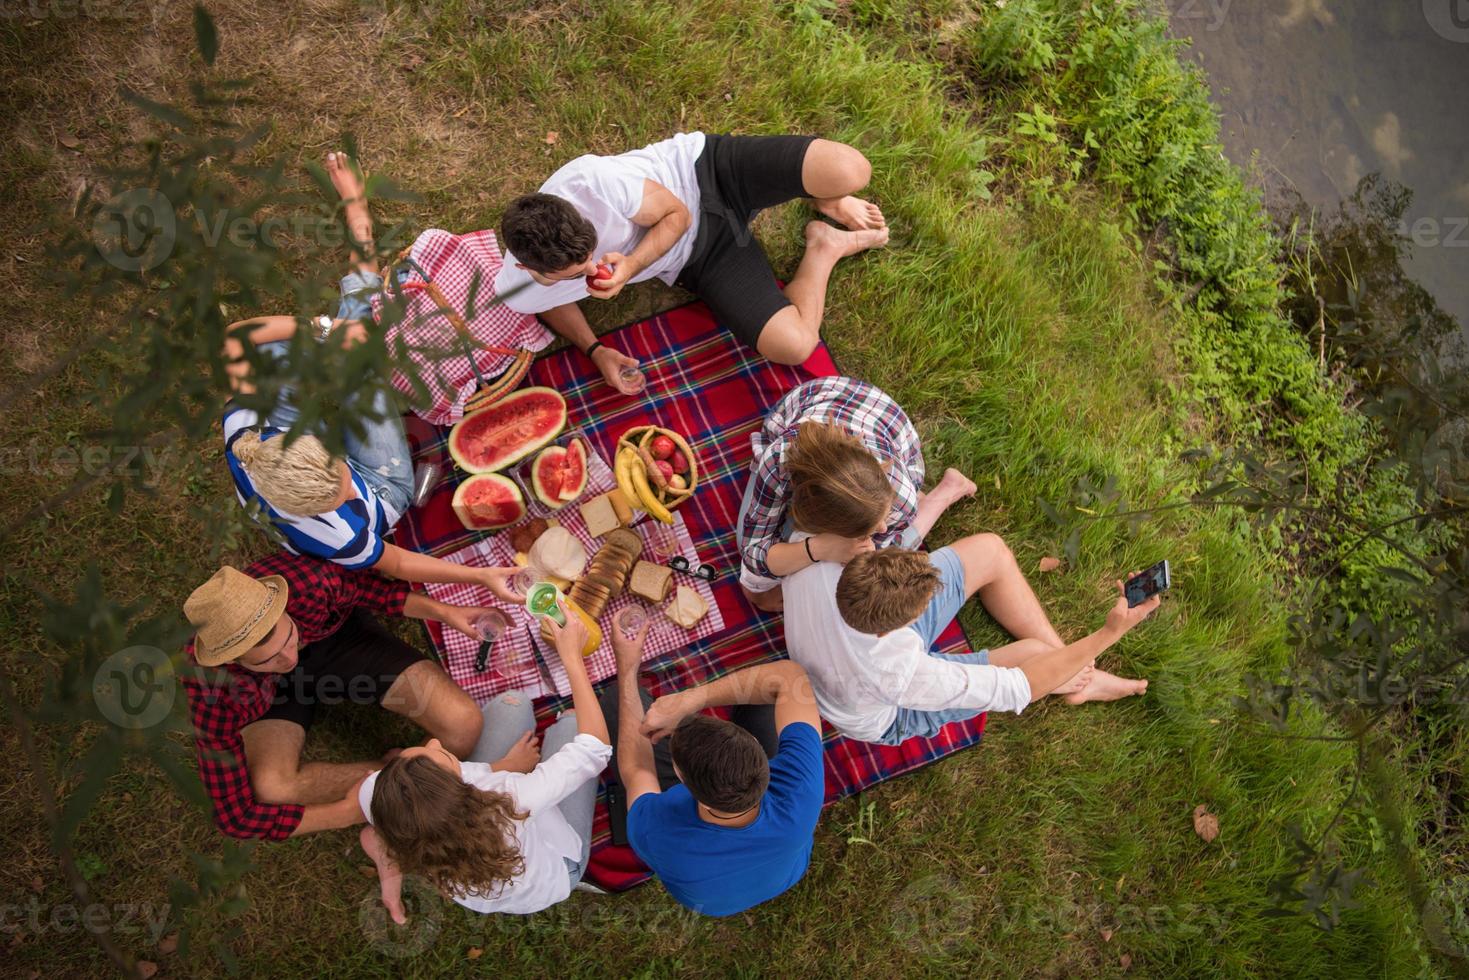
258, 609, 428, 731
676, 134, 817, 350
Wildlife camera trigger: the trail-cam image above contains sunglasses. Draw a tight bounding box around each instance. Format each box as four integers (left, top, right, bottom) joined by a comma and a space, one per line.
668, 555, 717, 582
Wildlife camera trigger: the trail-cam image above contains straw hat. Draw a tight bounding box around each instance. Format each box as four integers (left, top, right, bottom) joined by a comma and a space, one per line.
184, 566, 290, 667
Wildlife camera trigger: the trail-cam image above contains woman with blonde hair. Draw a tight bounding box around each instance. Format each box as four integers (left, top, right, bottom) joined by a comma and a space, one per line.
736, 376, 976, 612
221, 149, 518, 601
357, 612, 611, 918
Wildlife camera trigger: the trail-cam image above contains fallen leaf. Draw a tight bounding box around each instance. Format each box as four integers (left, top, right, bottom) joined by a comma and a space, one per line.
59, 134, 81, 150
1038, 556, 1063, 572
1100, 928, 1113, 942
403, 53, 424, 71
30, 877, 43, 894
1192, 804, 1220, 843
467, 948, 483, 960
544, 131, 559, 145
1119, 953, 1133, 970
359, 865, 378, 878
722, 91, 733, 102
136, 961, 159, 979
158, 933, 178, 955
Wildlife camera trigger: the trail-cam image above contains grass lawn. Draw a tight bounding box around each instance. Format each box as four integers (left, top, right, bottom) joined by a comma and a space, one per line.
0, 0, 1442, 976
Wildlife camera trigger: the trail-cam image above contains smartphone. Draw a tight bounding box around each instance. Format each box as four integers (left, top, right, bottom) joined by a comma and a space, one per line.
1125, 559, 1171, 607
605, 783, 629, 847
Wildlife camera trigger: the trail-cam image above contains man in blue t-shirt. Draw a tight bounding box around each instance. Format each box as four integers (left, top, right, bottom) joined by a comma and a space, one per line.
606, 623, 826, 916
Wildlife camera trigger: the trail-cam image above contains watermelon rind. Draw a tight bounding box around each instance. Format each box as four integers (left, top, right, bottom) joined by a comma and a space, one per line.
447, 387, 568, 474
451, 473, 526, 530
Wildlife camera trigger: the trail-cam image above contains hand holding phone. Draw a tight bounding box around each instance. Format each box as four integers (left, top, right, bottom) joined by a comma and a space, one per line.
1125, 559, 1171, 608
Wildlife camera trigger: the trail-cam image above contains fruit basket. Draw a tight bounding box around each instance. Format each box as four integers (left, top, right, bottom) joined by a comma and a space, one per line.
510, 428, 592, 518
614, 425, 699, 525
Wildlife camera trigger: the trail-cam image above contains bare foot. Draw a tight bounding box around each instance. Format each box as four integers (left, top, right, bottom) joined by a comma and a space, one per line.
805, 220, 890, 259
814, 194, 885, 231
1055, 664, 1093, 695
326, 150, 366, 203
742, 583, 784, 614
929, 468, 977, 508
1063, 668, 1148, 705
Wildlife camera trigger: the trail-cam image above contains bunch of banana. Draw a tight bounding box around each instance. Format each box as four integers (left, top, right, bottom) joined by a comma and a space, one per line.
614, 425, 699, 524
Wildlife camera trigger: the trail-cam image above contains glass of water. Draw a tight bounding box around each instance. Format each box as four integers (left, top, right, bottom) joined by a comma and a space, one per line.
618, 362, 646, 393
614, 604, 648, 641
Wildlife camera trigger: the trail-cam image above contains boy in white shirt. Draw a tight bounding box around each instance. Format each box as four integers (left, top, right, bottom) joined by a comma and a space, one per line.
782, 533, 1157, 745
494, 132, 889, 384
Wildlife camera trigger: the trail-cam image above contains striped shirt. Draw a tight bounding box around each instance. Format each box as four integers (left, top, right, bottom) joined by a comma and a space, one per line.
739, 377, 923, 587
222, 404, 401, 570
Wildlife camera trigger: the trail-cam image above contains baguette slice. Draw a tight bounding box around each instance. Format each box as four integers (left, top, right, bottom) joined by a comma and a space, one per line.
666, 584, 708, 629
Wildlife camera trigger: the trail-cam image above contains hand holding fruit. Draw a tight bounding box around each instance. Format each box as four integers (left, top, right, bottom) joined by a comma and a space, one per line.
586, 252, 633, 299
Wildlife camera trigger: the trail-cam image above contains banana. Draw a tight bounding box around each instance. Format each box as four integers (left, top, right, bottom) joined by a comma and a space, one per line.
628, 453, 673, 523
614, 447, 640, 509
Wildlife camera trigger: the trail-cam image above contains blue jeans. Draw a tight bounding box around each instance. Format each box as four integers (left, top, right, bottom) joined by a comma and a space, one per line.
877, 545, 991, 745
256, 269, 415, 515
468, 692, 596, 883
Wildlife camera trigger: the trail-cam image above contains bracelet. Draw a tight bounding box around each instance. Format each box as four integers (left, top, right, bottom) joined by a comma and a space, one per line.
804, 537, 815, 563
585, 340, 605, 359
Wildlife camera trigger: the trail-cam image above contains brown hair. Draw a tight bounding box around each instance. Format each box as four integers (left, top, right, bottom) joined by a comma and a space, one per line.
370, 756, 528, 900
836, 549, 941, 635
669, 714, 769, 814
785, 422, 894, 538
501, 193, 597, 274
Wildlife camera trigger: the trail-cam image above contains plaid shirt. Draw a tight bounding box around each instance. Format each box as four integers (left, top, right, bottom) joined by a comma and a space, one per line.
740, 377, 924, 583
180, 552, 410, 840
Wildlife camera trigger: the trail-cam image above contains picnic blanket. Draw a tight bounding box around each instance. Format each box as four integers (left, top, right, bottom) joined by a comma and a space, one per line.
374, 228, 554, 425
393, 300, 986, 893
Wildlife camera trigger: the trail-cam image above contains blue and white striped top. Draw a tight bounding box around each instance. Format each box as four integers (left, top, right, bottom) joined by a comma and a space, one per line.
222, 404, 401, 570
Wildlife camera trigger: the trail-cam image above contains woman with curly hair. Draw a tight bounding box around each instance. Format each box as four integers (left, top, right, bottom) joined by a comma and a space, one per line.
355, 611, 610, 917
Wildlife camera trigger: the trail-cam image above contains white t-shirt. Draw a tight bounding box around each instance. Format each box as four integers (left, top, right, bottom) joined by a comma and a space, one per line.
359, 734, 611, 915
494, 132, 706, 315
781, 557, 1032, 742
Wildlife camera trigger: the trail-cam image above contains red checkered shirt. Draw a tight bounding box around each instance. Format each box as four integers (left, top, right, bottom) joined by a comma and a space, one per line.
740, 377, 924, 584
180, 552, 410, 840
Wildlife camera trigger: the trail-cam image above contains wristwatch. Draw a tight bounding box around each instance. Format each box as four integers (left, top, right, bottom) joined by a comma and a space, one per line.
313, 315, 333, 341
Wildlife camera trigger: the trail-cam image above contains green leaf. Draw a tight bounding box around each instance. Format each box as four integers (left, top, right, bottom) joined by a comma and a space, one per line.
194, 5, 219, 66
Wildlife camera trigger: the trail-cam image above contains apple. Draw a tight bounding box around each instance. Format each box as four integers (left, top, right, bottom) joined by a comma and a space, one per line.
669, 474, 687, 491
655, 460, 674, 481
670, 450, 688, 474
586, 263, 613, 289
650, 434, 676, 460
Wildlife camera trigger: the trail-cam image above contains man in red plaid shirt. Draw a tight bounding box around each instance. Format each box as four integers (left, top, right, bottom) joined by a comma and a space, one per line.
181, 553, 495, 839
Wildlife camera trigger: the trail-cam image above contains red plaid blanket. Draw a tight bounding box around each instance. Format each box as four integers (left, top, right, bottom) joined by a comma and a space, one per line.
392, 300, 986, 893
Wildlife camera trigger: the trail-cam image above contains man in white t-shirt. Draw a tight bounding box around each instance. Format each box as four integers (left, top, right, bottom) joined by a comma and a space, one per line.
494, 132, 890, 388
781, 533, 1158, 745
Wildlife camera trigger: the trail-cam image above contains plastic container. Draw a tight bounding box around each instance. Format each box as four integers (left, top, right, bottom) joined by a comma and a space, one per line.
510, 428, 595, 518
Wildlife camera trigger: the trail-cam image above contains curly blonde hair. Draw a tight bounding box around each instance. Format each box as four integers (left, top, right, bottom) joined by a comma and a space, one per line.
231, 430, 344, 515
370, 755, 529, 901
785, 421, 894, 537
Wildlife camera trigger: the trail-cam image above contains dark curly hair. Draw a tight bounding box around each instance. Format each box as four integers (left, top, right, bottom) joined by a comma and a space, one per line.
370, 755, 528, 901
501, 193, 598, 274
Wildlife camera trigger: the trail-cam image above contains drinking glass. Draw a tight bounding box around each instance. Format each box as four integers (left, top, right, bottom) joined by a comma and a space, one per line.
614, 604, 648, 641
645, 523, 679, 564
618, 363, 647, 393
512, 566, 541, 600
472, 609, 511, 677
411, 460, 444, 509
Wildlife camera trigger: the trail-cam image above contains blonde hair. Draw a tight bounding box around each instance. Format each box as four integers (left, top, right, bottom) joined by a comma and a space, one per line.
785, 422, 894, 538
231, 430, 345, 515
836, 549, 941, 634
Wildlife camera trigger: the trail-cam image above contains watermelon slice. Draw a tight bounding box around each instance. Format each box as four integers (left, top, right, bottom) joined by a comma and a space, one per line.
451, 473, 526, 530
448, 387, 567, 474
530, 439, 589, 508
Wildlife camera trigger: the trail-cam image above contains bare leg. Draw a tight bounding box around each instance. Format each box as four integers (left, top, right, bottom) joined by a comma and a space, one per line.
361, 826, 408, 924
326, 150, 377, 274
755, 220, 890, 365
800, 139, 886, 231
986, 637, 1093, 696
913, 468, 978, 539
949, 533, 1064, 647
380, 661, 484, 758
240, 719, 377, 805
1062, 668, 1148, 704
742, 582, 784, 613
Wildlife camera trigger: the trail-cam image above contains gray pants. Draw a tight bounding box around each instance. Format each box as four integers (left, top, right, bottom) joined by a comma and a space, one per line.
466, 691, 595, 881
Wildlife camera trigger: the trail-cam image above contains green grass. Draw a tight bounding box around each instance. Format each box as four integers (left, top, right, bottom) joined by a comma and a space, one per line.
0, 0, 1446, 976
